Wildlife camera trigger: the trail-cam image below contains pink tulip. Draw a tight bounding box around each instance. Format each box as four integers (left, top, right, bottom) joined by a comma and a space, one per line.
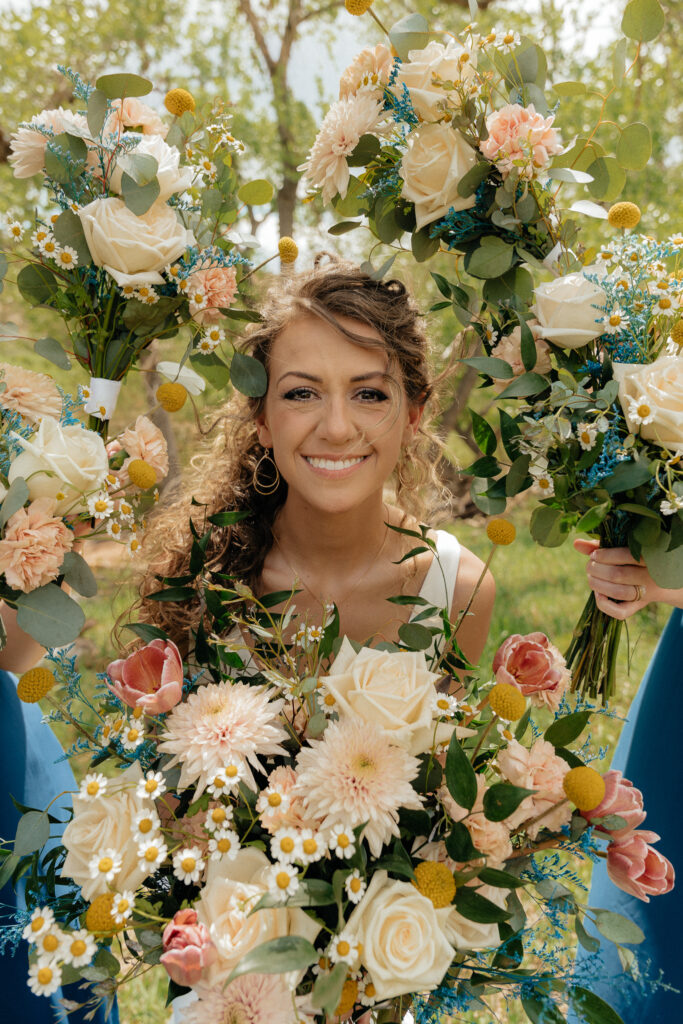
106, 638, 183, 714
606, 829, 675, 902
160, 908, 216, 986
492, 632, 570, 711
584, 770, 646, 838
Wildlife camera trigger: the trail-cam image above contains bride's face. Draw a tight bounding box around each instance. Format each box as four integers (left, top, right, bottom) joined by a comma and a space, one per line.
255, 313, 423, 514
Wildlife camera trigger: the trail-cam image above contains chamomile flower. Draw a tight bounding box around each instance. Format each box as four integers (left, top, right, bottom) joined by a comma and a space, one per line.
206, 769, 232, 798
127, 535, 143, 558
626, 395, 655, 425
256, 783, 290, 818
266, 862, 299, 901
173, 846, 205, 884
117, 499, 135, 522
120, 721, 145, 749
669, 233, 683, 248
106, 519, 124, 539
49, 212, 60, 226
165, 262, 183, 280
270, 828, 301, 864
196, 336, 217, 354
597, 248, 616, 266
188, 287, 207, 309
31, 226, 50, 248
134, 284, 155, 302
653, 293, 678, 317
28, 962, 62, 997
530, 462, 555, 497
648, 260, 668, 276
137, 838, 168, 872
62, 929, 96, 968
89, 849, 122, 884
328, 931, 361, 967
432, 693, 461, 718
133, 808, 161, 840
79, 773, 108, 801
661, 496, 683, 515
56, 246, 78, 270
576, 421, 599, 451
38, 235, 60, 258
498, 28, 521, 52
136, 770, 166, 800
222, 760, 247, 790
307, 625, 324, 643
359, 977, 378, 1006
204, 802, 233, 832
100, 713, 126, 743
87, 492, 114, 518
599, 307, 629, 334
22, 907, 55, 942
344, 869, 366, 904
120, 283, 137, 298
298, 828, 326, 864
648, 278, 671, 295
7, 220, 24, 241
204, 325, 226, 346
140, 290, 160, 305
207, 828, 241, 861
200, 157, 217, 181
111, 891, 135, 924
318, 681, 338, 713
328, 824, 356, 859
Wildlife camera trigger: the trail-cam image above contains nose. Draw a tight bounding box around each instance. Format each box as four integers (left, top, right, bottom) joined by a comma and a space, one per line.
318, 395, 359, 446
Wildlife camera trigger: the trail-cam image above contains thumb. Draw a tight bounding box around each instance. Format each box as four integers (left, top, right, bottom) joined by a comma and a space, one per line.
573, 538, 600, 556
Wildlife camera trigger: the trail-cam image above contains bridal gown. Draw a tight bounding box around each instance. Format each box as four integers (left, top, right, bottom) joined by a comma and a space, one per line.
0, 669, 118, 1023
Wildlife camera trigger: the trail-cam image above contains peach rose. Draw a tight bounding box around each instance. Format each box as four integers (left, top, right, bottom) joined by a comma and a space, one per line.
392, 40, 477, 122
339, 44, 394, 99
439, 775, 513, 867
489, 322, 553, 381
8, 107, 89, 178
492, 632, 570, 712
118, 415, 169, 480
0, 497, 73, 592
614, 355, 683, 454
107, 97, 168, 138
497, 738, 571, 839
0, 363, 62, 423
400, 122, 478, 231
480, 103, 563, 178
106, 638, 184, 715
606, 829, 675, 902
583, 770, 646, 838
187, 263, 238, 325
161, 909, 217, 987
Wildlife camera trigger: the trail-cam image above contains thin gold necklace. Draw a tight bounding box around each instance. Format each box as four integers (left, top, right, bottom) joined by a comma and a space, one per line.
272, 507, 390, 610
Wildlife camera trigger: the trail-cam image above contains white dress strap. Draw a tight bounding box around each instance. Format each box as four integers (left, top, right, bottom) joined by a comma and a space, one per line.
412, 529, 462, 616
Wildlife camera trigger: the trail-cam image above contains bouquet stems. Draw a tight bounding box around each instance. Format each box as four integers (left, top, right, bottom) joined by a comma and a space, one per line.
566, 589, 624, 704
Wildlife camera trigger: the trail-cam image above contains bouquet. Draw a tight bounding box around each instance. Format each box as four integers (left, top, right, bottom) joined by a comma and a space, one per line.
3, 516, 673, 1023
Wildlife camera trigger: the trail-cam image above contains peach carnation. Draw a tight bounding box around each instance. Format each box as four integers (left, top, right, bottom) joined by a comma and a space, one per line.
497, 737, 571, 839
480, 103, 563, 178
0, 362, 62, 423
339, 44, 394, 100
298, 93, 386, 204
0, 497, 73, 592
490, 323, 553, 383
178, 974, 294, 1024
8, 107, 89, 178
118, 415, 169, 480
187, 263, 238, 325
106, 97, 168, 138
439, 775, 512, 867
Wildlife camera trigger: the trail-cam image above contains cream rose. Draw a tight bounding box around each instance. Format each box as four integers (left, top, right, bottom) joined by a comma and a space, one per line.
8, 417, 109, 515
445, 884, 508, 950
392, 40, 477, 122
534, 270, 608, 348
323, 637, 452, 755
346, 871, 454, 1000
401, 123, 477, 231
61, 763, 151, 900
78, 197, 194, 287
109, 135, 194, 202
614, 356, 683, 453
196, 848, 320, 984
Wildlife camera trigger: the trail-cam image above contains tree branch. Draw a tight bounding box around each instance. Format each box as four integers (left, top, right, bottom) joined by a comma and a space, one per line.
237, 0, 277, 77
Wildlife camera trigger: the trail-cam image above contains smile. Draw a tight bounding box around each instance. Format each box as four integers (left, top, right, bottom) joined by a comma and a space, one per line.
303, 455, 369, 472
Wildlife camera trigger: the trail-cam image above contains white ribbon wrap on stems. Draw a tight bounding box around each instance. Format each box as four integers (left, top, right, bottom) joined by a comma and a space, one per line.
83, 377, 123, 420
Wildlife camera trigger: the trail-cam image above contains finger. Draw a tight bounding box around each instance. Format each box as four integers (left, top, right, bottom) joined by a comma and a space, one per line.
588, 575, 643, 603
594, 592, 640, 620
586, 562, 648, 588
589, 546, 641, 566
574, 538, 600, 555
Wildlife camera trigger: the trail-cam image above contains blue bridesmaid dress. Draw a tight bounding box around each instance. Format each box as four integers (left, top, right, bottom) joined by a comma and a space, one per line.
575, 610, 682, 1018
0, 670, 118, 1023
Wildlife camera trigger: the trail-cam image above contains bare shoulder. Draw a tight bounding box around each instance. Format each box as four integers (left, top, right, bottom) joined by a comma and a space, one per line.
450, 544, 496, 666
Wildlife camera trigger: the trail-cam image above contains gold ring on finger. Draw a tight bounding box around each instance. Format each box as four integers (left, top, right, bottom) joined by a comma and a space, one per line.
633, 584, 645, 602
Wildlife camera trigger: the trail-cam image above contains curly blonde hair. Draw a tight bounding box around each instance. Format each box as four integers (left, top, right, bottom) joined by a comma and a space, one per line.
132, 255, 449, 649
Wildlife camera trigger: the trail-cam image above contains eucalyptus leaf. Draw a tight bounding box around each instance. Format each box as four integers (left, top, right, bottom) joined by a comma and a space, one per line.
571, 986, 625, 1024
87, 88, 109, 136
454, 887, 512, 923
225, 936, 318, 984
466, 237, 516, 279
53, 209, 91, 266
547, 167, 594, 184
642, 532, 683, 589
575, 916, 600, 953
121, 172, 160, 216
621, 0, 665, 43
60, 551, 98, 598
411, 226, 440, 263
0, 854, 19, 890
237, 179, 274, 206
328, 220, 361, 236
496, 372, 549, 400
16, 584, 85, 647
17, 263, 59, 306
34, 336, 71, 370
0, 478, 29, 528
230, 351, 268, 397
124, 622, 169, 643
347, 133, 381, 166
312, 962, 347, 1014
552, 81, 587, 96
457, 161, 490, 198
612, 38, 628, 84
14, 810, 50, 857
530, 506, 568, 548
389, 12, 432, 62
470, 409, 497, 455
586, 157, 627, 202
616, 122, 652, 170
95, 72, 153, 99
483, 783, 535, 822
117, 152, 159, 186
445, 821, 481, 862
478, 867, 526, 889
398, 621, 433, 650
570, 200, 608, 219
545, 711, 591, 747
0, 253, 8, 282
460, 356, 514, 379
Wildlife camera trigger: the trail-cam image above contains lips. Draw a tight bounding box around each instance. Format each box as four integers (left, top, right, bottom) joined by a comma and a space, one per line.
304, 455, 368, 471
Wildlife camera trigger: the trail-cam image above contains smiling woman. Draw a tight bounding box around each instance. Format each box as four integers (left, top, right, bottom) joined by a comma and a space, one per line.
132, 255, 494, 668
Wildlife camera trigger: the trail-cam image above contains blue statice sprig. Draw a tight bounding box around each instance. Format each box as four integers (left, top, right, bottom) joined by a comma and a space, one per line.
56, 65, 93, 102
430, 181, 493, 246
0, 407, 34, 476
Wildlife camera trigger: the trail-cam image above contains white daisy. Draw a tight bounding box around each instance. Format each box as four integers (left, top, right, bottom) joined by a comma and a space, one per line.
126, 535, 143, 558
38, 235, 60, 258
432, 693, 461, 718
111, 890, 135, 924
137, 838, 168, 872
196, 336, 217, 354
626, 395, 656, 425
7, 220, 24, 241
270, 828, 301, 864
31, 227, 50, 248
165, 262, 182, 279
28, 961, 62, 997
134, 284, 156, 302
99, 714, 126, 743
661, 496, 683, 516
344, 869, 366, 904
87, 492, 114, 518
117, 499, 135, 522
133, 808, 161, 840
599, 307, 629, 334
204, 802, 233, 832
648, 278, 671, 295
79, 773, 108, 801
56, 246, 78, 270
297, 828, 326, 864
62, 929, 96, 968
88, 849, 121, 884
206, 769, 232, 798
653, 293, 678, 317
207, 828, 241, 861
188, 287, 207, 310
576, 421, 599, 451
22, 907, 55, 942
173, 846, 205, 884
120, 721, 144, 749
498, 28, 521, 52
266, 862, 299, 901
136, 770, 166, 800
328, 824, 356, 859
328, 930, 361, 967
106, 519, 125, 539
530, 463, 555, 497
34, 924, 68, 963
359, 976, 378, 1006
256, 783, 290, 819
120, 282, 137, 298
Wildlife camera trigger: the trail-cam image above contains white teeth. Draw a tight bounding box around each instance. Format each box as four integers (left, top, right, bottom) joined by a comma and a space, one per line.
305, 456, 365, 471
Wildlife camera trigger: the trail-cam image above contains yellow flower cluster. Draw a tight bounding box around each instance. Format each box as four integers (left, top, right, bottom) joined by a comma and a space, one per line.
17, 668, 56, 704
670, 320, 683, 348
85, 893, 124, 935
335, 977, 359, 1016
486, 518, 516, 545
607, 202, 641, 230
278, 236, 299, 264
563, 766, 606, 811
488, 682, 526, 721
128, 459, 157, 490
164, 88, 196, 117
156, 381, 188, 412
412, 860, 456, 908
344, 0, 374, 14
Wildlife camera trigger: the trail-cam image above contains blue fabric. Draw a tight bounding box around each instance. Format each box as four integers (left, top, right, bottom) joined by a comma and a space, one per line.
573, 610, 682, 1019
0, 670, 118, 1023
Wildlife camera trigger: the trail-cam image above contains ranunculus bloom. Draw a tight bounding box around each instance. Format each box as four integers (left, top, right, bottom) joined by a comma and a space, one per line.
392, 40, 477, 121
400, 122, 478, 231
497, 738, 571, 839
346, 870, 454, 1000
614, 355, 683, 453
339, 43, 394, 99
439, 775, 513, 867
480, 103, 563, 178
584, 770, 646, 838
107, 97, 168, 137
534, 270, 608, 348
489, 321, 553, 382
492, 632, 570, 712
8, 417, 109, 515
0, 362, 62, 423
187, 263, 238, 325
118, 415, 169, 480
8, 107, 89, 178
606, 829, 675, 902
78, 197, 194, 287
106, 638, 184, 714
0, 497, 73, 592
109, 135, 194, 201
161, 908, 217, 987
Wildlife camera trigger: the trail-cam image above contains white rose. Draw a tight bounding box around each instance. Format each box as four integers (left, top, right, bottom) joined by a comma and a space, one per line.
109, 135, 195, 202
401, 123, 477, 231
196, 848, 320, 985
445, 884, 508, 950
614, 355, 683, 453
346, 871, 454, 1000
8, 417, 109, 514
323, 637, 453, 755
61, 763, 151, 901
78, 197, 194, 287
534, 269, 607, 348
392, 40, 477, 122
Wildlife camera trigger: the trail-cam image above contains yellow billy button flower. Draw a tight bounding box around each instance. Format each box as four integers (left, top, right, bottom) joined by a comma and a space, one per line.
563, 766, 606, 811
335, 977, 359, 1017
278, 236, 298, 264
607, 202, 641, 230
344, 0, 374, 13
156, 380, 188, 412
17, 667, 56, 703
164, 88, 196, 116
412, 861, 456, 909
127, 459, 157, 490
488, 682, 526, 721
486, 518, 516, 546
85, 893, 123, 934
670, 320, 683, 348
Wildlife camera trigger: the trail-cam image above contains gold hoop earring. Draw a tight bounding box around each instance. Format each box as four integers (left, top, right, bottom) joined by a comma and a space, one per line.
253, 450, 281, 495
396, 444, 418, 492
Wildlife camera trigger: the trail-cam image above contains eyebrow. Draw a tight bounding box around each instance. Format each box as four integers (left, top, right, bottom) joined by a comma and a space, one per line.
276, 371, 388, 385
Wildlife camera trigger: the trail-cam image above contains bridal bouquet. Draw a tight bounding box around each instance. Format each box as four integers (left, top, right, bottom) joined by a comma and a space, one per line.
4, 518, 673, 1023
0, 361, 168, 647
1, 66, 275, 437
